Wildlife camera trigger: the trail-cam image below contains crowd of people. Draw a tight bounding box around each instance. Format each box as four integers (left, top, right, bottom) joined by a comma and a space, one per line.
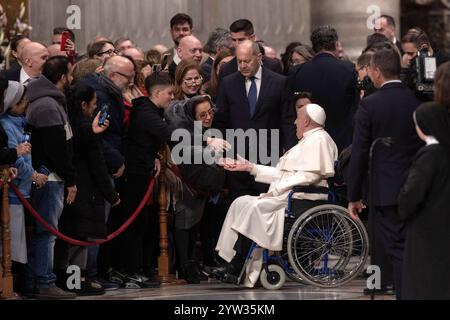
0, 11, 449, 300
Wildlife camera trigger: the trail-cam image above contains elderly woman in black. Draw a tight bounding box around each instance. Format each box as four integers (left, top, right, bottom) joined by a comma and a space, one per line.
398, 102, 450, 300
165, 95, 228, 283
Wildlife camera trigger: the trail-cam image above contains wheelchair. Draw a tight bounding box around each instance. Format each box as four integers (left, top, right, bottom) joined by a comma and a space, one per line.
235, 181, 370, 290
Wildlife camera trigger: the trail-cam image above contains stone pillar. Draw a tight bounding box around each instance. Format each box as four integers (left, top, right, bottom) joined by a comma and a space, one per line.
311, 0, 401, 60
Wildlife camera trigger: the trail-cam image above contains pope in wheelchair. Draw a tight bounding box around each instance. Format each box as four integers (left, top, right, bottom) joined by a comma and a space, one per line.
208, 104, 341, 288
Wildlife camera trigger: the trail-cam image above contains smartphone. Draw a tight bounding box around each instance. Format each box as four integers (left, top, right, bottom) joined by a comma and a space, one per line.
22, 132, 31, 143
152, 64, 162, 73
98, 105, 110, 127
60, 31, 70, 52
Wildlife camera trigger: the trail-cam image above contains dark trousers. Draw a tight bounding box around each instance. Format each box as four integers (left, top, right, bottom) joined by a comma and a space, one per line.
368, 207, 394, 287
116, 173, 152, 274
374, 206, 406, 300
175, 223, 200, 269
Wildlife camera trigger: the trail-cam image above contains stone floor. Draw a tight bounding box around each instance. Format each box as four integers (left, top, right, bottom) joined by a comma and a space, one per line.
76, 278, 395, 301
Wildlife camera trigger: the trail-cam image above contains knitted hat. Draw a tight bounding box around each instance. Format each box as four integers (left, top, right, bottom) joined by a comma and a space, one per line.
3, 81, 25, 113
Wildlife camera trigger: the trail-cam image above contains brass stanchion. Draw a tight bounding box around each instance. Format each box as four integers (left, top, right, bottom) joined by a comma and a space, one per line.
1, 167, 13, 299
157, 147, 178, 284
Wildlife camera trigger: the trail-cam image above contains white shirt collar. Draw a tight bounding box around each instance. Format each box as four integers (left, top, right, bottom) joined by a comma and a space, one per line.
173, 48, 181, 65
303, 127, 324, 138
247, 65, 262, 81
381, 80, 402, 88
426, 136, 439, 146
20, 68, 31, 85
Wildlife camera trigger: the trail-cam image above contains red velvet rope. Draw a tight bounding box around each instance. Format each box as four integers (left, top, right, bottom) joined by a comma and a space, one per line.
7, 179, 155, 246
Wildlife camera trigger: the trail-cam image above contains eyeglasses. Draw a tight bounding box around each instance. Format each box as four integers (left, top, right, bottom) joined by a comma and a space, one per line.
114, 71, 135, 83
97, 49, 119, 57
198, 108, 216, 120
183, 76, 203, 85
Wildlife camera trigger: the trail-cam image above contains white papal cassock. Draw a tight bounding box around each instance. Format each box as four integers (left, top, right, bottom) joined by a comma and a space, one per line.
215, 127, 338, 287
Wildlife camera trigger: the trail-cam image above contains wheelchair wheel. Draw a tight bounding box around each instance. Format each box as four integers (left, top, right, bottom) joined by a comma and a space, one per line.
260, 264, 286, 290
287, 205, 369, 288
274, 252, 306, 284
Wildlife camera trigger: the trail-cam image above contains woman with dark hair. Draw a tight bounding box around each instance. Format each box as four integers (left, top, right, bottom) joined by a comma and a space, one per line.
281, 41, 302, 74
54, 82, 120, 296
88, 41, 117, 62
165, 95, 228, 283
206, 51, 233, 102
434, 62, 450, 112
398, 102, 450, 300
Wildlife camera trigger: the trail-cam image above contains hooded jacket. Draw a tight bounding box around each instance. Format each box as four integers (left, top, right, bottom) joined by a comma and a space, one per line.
26, 75, 76, 187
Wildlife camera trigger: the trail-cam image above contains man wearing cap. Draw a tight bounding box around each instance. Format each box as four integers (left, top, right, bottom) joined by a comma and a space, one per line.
206, 103, 338, 287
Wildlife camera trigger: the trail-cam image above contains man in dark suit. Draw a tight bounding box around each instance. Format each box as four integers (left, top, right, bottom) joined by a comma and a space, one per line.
287, 26, 358, 152
374, 15, 403, 55
347, 48, 423, 300
218, 19, 282, 83
214, 40, 296, 200
6, 42, 49, 85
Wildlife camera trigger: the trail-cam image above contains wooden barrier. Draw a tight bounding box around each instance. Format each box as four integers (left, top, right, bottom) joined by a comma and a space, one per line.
1, 168, 13, 299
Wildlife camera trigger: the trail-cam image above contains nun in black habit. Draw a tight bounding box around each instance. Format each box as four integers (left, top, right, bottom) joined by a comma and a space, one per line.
398, 102, 450, 300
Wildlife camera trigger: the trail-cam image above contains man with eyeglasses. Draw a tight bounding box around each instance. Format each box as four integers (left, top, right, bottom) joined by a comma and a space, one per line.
81, 56, 135, 288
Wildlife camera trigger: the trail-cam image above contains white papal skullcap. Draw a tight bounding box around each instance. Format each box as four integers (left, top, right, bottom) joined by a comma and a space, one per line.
306, 104, 326, 126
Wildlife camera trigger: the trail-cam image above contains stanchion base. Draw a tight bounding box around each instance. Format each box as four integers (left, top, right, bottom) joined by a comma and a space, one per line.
157, 274, 184, 285
0, 276, 14, 299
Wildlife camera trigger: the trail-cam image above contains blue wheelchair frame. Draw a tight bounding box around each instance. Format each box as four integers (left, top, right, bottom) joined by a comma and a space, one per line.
237, 183, 339, 285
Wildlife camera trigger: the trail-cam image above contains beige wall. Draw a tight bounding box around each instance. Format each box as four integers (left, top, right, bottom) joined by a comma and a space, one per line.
29, 0, 310, 56
29, 0, 398, 59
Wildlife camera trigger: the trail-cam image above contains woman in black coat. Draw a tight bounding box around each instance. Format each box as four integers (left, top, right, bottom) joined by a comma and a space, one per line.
165, 95, 227, 283
54, 83, 119, 296
398, 102, 450, 300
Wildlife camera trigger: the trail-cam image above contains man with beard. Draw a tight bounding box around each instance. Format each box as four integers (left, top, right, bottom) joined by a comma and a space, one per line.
24, 56, 77, 299
161, 13, 194, 69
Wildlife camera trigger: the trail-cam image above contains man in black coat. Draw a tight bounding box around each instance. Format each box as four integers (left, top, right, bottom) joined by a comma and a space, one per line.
214, 40, 296, 200
218, 19, 282, 83
287, 26, 358, 152
347, 48, 423, 300
110, 73, 173, 289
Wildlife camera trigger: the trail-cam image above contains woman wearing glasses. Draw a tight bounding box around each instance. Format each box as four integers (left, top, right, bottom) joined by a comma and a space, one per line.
173, 59, 204, 101
165, 95, 228, 284
88, 40, 118, 63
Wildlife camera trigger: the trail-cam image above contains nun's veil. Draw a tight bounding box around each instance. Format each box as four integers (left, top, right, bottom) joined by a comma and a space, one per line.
414, 102, 450, 152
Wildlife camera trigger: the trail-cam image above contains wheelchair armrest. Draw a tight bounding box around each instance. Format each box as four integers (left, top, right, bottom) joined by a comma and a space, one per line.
292, 186, 330, 195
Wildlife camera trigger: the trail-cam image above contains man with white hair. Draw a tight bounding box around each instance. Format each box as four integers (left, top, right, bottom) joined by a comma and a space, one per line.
207, 103, 338, 287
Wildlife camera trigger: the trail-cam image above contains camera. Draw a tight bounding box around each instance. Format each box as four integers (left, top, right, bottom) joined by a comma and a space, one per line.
98, 104, 110, 127
401, 48, 437, 100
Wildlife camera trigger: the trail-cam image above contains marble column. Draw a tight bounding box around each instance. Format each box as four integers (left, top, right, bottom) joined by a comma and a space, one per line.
311, 0, 401, 60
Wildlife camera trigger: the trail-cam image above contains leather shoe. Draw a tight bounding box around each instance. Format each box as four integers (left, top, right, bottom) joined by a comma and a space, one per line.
363, 285, 395, 296
203, 263, 241, 280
